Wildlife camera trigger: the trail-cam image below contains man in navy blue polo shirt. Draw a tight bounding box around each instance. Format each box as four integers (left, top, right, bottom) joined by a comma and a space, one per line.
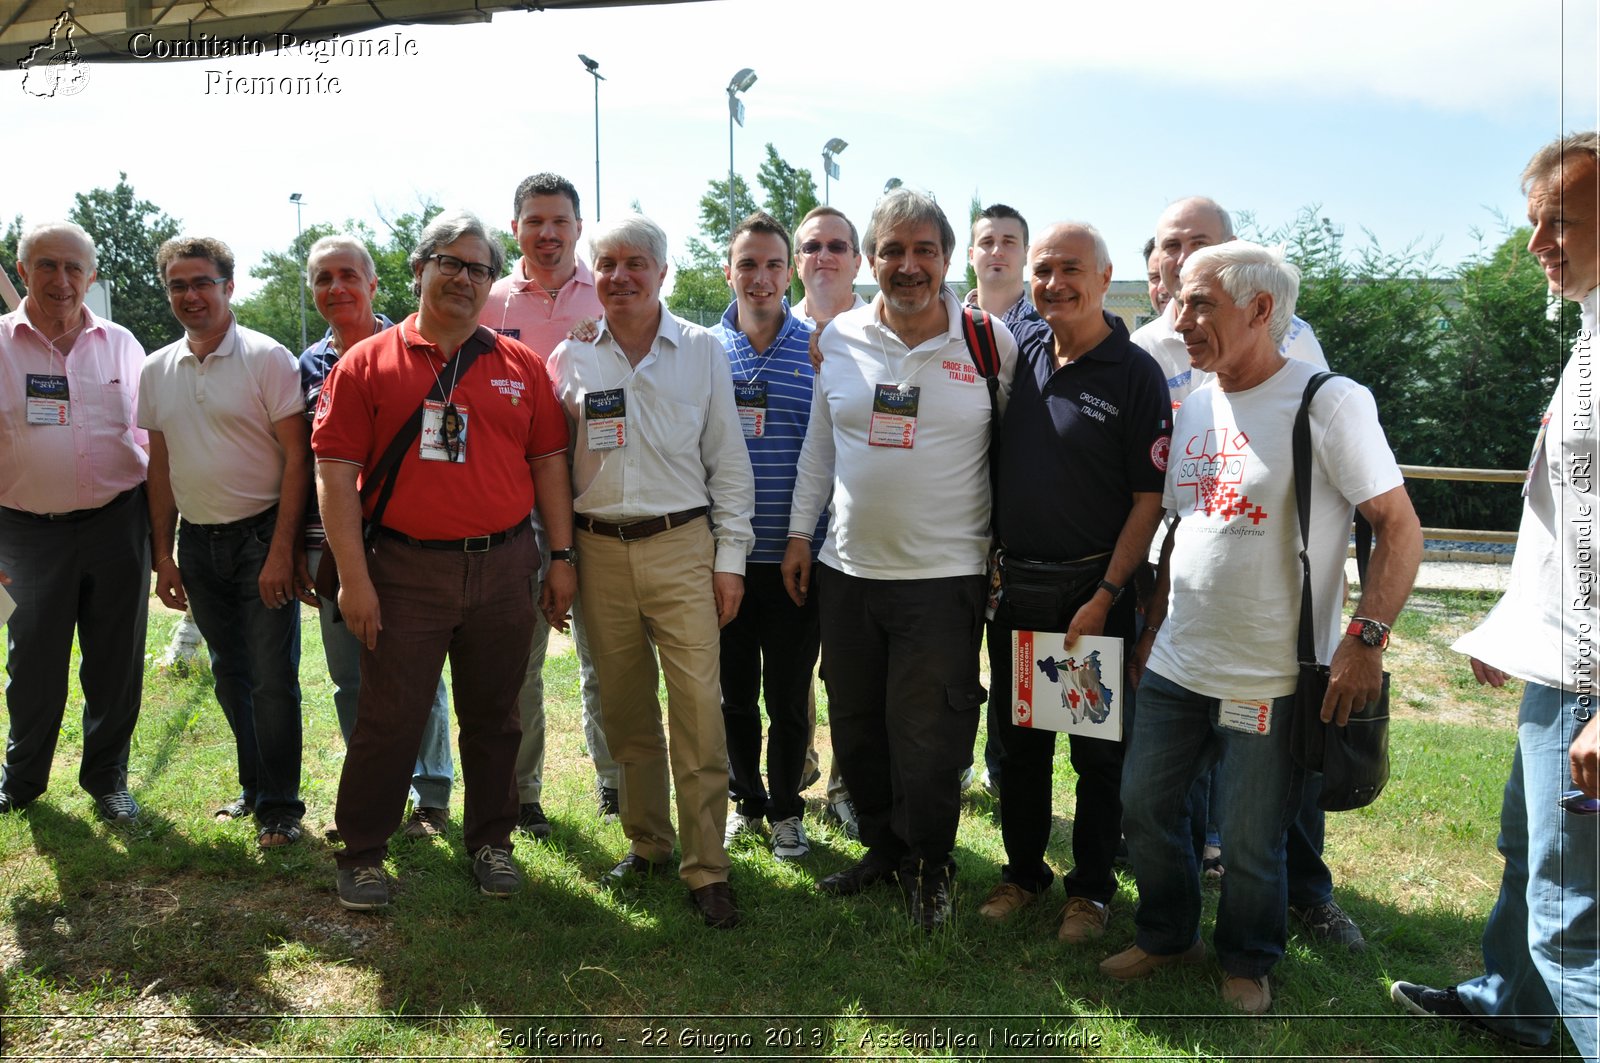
713, 211, 825, 861
976, 222, 1170, 943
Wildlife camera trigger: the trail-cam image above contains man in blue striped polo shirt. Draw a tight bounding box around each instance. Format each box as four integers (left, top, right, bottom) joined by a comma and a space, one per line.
713, 211, 827, 861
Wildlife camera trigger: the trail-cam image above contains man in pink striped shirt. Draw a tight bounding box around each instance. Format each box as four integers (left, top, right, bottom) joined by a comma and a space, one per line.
0, 222, 150, 823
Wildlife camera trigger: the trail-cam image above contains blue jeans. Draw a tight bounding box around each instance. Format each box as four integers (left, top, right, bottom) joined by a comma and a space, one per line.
1121, 669, 1300, 978
310, 548, 452, 810
179, 511, 303, 820
1457, 681, 1598, 1059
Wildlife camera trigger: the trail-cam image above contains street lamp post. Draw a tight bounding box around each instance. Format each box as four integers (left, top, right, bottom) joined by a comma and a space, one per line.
288, 192, 306, 351
822, 137, 847, 205
579, 54, 604, 221
726, 67, 756, 248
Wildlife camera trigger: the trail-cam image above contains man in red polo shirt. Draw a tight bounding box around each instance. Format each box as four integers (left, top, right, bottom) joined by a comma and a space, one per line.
312, 209, 575, 910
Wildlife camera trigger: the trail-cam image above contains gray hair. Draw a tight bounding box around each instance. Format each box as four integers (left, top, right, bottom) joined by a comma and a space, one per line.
19, 221, 97, 273
864, 188, 956, 259
1182, 240, 1299, 346
409, 209, 505, 296
306, 234, 376, 285
1522, 130, 1600, 193
1165, 196, 1235, 241
588, 213, 668, 270
1036, 221, 1112, 273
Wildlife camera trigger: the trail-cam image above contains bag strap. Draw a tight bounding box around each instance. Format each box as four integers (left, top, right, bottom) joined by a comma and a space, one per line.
961, 306, 1002, 529
1293, 371, 1341, 667
363, 325, 497, 531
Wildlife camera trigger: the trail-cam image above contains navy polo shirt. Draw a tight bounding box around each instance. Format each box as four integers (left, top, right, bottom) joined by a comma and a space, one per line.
995, 312, 1172, 560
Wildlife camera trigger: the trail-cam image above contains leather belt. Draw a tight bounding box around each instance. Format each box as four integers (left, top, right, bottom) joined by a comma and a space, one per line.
181, 505, 279, 536
2, 486, 139, 523
576, 506, 709, 543
376, 519, 528, 553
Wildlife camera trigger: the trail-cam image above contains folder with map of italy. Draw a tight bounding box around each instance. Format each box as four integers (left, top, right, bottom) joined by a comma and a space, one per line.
1010, 632, 1124, 741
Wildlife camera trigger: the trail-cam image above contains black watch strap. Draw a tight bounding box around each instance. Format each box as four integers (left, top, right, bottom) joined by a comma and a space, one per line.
1097, 578, 1123, 602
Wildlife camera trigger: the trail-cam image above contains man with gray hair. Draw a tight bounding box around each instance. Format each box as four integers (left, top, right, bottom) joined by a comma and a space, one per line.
297, 234, 455, 841
1392, 132, 1599, 1060
546, 213, 754, 929
1105, 240, 1421, 1013
0, 221, 149, 823
312, 210, 575, 909
783, 188, 1018, 930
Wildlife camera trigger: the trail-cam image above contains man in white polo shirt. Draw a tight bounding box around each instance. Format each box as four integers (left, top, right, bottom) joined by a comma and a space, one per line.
783, 187, 1018, 930
139, 235, 310, 850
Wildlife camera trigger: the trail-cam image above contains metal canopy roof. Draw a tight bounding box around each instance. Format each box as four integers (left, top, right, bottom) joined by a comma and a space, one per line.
1, 0, 709, 68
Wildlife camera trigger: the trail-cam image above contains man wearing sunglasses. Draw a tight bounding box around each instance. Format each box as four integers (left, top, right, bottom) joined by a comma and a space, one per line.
139, 235, 311, 850
313, 210, 575, 910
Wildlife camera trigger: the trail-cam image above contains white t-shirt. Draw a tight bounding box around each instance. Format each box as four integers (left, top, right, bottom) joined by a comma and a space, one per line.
137, 320, 302, 525
793, 293, 866, 329
1146, 358, 1404, 700
788, 289, 1017, 580
1132, 302, 1327, 406
1454, 289, 1598, 690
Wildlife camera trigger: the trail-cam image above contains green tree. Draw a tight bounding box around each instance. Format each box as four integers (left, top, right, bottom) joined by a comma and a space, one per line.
69, 173, 181, 352
965, 192, 982, 292
233, 222, 337, 351
1, 215, 23, 303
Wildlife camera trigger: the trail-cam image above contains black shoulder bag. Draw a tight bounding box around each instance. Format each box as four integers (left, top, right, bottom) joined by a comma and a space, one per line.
313, 325, 497, 621
1289, 371, 1392, 812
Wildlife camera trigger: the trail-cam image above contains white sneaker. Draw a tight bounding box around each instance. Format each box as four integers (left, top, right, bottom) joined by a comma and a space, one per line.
158, 611, 205, 671
959, 765, 978, 790
770, 816, 810, 860
828, 794, 860, 840
724, 809, 761, 848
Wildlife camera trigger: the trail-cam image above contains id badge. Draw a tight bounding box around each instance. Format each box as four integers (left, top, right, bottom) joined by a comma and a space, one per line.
868, 383, 919, 449
26, 374, 69, 426
734, 379, 767, 439
1219, 698, 1272, 735
420, 400, 469, 462
585, 388, 627, 451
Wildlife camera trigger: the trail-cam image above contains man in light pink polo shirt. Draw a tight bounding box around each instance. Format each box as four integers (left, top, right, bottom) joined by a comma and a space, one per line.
0, 222, 150, 824
480, 172, 617, 838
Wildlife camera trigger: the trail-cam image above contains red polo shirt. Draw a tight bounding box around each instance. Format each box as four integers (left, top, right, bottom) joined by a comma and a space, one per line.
311, 314, 568, 540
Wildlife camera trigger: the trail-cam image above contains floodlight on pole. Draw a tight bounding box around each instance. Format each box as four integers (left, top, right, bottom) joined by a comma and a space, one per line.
822, 137, 847, 204
726, 67, 756, 249
288, 192, 306, 351
579, 54, 604, 221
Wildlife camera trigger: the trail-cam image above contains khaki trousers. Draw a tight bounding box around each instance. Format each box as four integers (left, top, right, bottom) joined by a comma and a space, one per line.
576, 518, 730, 888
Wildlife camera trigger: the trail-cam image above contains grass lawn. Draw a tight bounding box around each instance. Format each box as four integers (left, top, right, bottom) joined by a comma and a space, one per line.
0, 587, 1571, 1060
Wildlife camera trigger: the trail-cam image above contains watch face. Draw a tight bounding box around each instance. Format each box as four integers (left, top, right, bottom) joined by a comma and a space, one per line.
1359, 622, 1384, 647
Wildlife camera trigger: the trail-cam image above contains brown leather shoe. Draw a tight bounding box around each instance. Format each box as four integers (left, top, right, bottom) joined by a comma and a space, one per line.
1098, 939, 1206, 980
1057, 897, 1110, 943
689, 881, 740, 929
977, 881, 1037, 922
1222, 974, 1272, 1014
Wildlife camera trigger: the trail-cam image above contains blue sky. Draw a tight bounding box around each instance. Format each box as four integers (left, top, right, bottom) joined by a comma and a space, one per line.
4, 0, 1595, 300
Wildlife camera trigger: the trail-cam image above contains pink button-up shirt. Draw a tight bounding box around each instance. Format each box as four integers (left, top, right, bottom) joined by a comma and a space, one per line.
0, 305, 148, 514
482, 257, 604, 359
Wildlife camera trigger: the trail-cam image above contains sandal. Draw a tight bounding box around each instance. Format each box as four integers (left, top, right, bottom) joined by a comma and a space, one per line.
257, 816, 304, 849
214, 797, 251, 821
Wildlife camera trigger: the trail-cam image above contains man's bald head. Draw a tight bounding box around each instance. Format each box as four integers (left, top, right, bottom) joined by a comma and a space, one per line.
1154, 196, 1233, 298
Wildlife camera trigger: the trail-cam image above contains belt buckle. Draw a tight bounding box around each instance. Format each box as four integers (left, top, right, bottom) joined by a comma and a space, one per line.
463, 535, 491, 553
617, 521, 647, 543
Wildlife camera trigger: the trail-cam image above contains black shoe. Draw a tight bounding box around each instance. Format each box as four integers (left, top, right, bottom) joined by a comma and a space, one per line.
603, 853, 670, 888
597, 785, 620, 823
817, 853, 898, 896
903, 864, 954, 931
0, 790, 22, 815
688, 881, 740, 929
800, 766, 822, 790
1291, 899, 1366, 952
517, 802, 552, 840
94, 790, 141, 825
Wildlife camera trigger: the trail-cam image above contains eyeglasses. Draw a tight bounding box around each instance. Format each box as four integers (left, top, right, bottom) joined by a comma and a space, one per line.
166, 277, 226, 296
799, 240, 854, 256
428, 254, 495, 283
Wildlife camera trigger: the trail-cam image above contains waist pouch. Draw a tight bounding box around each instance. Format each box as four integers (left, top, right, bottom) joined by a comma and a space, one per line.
997, 552, 1109, 630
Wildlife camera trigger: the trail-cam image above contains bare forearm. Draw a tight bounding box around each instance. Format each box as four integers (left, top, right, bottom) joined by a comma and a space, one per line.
316, 463, 370, 585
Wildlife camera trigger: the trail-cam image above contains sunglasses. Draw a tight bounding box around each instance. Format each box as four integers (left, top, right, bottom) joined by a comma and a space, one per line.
799, 240, 854, 256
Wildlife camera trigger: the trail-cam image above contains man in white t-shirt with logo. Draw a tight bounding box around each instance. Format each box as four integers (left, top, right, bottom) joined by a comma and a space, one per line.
1106, 241, 1421, 1014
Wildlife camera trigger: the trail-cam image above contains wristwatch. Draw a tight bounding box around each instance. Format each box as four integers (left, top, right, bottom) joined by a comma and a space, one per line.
550, 548, 576, 567
1346, 616, 1390, 649
1096, 579, 1124, 602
